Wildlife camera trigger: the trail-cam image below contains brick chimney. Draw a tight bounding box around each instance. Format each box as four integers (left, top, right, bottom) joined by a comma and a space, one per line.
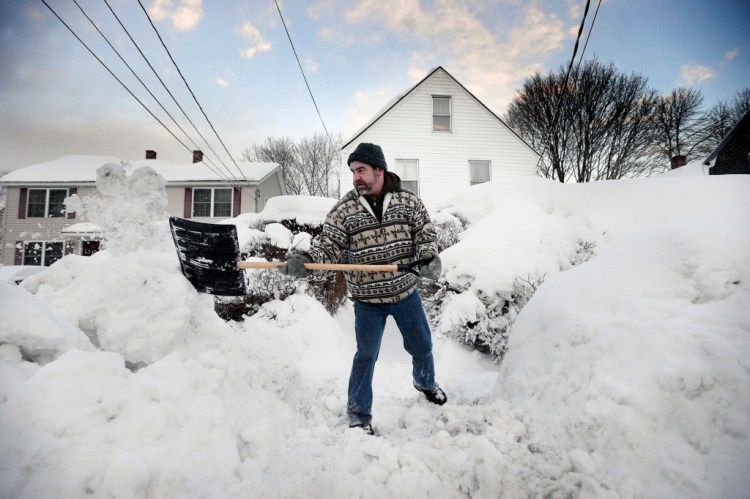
146, 150, 157, 159
670, 155, 687, 169
192, 150, 203, 163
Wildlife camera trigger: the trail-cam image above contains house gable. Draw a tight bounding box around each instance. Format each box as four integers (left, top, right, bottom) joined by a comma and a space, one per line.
343, 66, 537, 155
340, 67, 539, 206
707, 109, 750, 175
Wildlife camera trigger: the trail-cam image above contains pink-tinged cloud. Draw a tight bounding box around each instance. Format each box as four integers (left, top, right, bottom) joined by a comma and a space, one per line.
149, 0, 203, 32
679, 64, 717, 84
237, 21, 272, 60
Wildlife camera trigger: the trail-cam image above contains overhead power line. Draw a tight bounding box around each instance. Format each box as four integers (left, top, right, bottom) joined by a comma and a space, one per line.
532, 0, 598, 178
41, 0, 262, 197
550, 0, 592, 133
135, 0, 250, 185
41, 0, 268, 206
44, 0, 323, 208
70, 0, 231, 183
39, 0, 194, 156
574, 0, 602, 73
273, 0, 336, 151
100, 0, 238, 184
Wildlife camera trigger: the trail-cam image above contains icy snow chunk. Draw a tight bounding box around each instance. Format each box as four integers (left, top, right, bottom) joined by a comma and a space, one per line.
291, 231, 311, 252
264, 223, 293, 249
260, 195, 336, 225
567, 448, 597, 474
438, 290, 484, 335
47, 250, 205, 365
0, 282, 94, 364
21, 253, 107, 294
71, 163, 170, 255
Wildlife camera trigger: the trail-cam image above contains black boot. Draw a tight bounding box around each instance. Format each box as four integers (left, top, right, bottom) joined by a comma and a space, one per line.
414, 382, 447, 405
349, 423, 375, 436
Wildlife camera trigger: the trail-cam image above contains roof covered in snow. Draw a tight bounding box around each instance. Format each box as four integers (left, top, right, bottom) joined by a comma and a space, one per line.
0, 155, 279, 184
259, 195, 337, 224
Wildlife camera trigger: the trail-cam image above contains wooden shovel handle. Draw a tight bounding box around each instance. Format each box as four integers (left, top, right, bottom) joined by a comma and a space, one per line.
237, 261, 399, 272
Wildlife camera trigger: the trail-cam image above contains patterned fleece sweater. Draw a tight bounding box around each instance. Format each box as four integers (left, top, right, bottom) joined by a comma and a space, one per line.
305, 172, 438, 303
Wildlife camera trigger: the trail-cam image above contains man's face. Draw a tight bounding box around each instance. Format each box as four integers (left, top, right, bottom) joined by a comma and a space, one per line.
350, 161, 383, 195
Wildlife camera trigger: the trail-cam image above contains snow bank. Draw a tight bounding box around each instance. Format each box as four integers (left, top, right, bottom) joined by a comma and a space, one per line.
23, 250, 208, 366
260, 194, 336, 225
1, 167, 748, 498
436, 175, 746, 295
496, 207, 750, 496
658, 159, 709, 176
0, 265, 46, 284
0, 282, 94, 365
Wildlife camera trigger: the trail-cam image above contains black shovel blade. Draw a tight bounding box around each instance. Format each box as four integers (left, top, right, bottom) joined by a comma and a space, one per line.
169, 216, 247, 296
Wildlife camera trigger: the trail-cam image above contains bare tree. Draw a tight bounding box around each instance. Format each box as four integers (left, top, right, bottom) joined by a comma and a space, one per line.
241, 136, 303, 194
505, 71, 574, 182
506, 60, 659, 182
567, 62, 660, 181
295, 132, 342, 197
242, 133, 342, 197
705, 87, 750, 149
652, 87, 713, 163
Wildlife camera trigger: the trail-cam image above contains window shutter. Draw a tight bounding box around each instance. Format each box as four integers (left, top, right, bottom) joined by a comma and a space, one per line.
15, 241, 23, 265
184, 188, 193, 218
233, 188, 241, 217
18, 188, 27, 219
65, 240, 76, 255
67, 187, 77, 219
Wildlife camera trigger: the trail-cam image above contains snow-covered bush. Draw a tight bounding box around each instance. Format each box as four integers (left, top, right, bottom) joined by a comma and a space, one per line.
422, 275, 544, 362
215, 269, 298, 321
428, 277, 547, 362
215, 218, 348, 320
425, 245, 594, 361
431, 211, 467, 252
306, 270, 348, 316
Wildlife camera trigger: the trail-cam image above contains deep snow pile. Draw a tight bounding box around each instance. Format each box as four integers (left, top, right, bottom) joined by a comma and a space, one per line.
1, 164, 748, 498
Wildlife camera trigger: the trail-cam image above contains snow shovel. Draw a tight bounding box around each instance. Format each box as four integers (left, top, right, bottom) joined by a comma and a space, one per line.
169, 217, 427, 296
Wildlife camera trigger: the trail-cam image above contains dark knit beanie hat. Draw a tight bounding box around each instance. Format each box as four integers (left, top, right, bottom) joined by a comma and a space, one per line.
347, 142, 387, 171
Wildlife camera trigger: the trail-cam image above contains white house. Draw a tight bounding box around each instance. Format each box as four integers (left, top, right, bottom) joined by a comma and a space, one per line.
341, 66, 540, 206
0, 151, 286, 267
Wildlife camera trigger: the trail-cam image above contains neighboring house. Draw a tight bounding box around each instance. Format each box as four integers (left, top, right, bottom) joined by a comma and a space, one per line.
706, 109, 750, 175
0, 151, 286, 267
341, 66, 539, 206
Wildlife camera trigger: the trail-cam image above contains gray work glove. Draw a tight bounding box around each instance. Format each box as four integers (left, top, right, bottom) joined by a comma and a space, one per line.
419, 254, 442, 280
279, 253, 312, 278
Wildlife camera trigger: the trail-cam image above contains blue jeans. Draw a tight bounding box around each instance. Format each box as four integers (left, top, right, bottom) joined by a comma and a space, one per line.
348, 290, 436, 425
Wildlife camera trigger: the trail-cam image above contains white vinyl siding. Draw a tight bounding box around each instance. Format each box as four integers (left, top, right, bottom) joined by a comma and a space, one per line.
469, 160, 491, 185
340, 68, 539, 206
395, 159, 419, 194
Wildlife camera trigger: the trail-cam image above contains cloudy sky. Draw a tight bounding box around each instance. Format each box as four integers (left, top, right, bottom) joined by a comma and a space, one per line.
0, 0, 748, 172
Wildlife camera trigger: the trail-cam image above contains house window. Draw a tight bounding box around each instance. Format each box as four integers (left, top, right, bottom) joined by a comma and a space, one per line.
469, 160, 491, 185
82, 240, 101, 257
27, 188, 68, 218
396, 159, 419, 194
192, 188, 232, 217
23, 241, 64, 266
433, 96, 451, 132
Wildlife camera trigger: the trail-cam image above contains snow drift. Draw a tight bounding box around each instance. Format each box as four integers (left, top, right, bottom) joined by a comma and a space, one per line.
1, 162, 748, 498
